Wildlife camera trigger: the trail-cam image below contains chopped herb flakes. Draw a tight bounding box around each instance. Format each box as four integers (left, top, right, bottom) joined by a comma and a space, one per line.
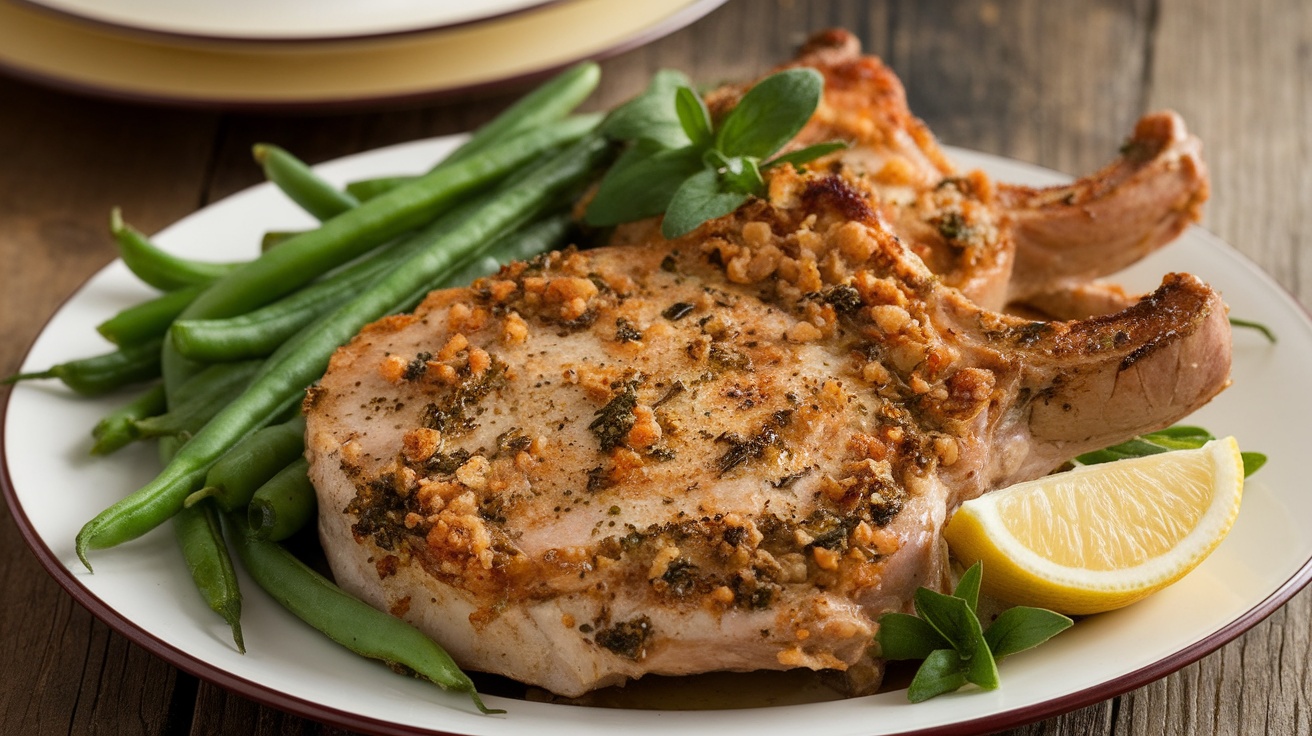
589, 377, 642, 451
595, 616, 653, 659
615, 317, 644, 343
662, 302, 696, 321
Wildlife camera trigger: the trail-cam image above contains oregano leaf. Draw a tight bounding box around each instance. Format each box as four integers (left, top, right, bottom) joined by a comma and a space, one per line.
716, 68, 824, 159
954, 561, 982, 613
661, 168, 749, 238
1076, 427, 1207, 465
964, 631, 999, 690
1145, 426, 1215, 444
1242, 451, 1267, 476
600, 69, 696, 148
876, 612, 951, 660
585, 145, 704, 227
876, 562, 1075, 703
1229, 316, 1277, 343
674, 85, 713, 148
984, 606, 1074, 659
907, 649, 968, 703
763, 141, 847, 170
716, 155, 766, 195
913, 586, 984, 660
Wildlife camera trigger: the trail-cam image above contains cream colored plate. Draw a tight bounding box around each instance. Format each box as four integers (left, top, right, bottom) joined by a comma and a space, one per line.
0, 0, 724, 108
14, 0, 560, 42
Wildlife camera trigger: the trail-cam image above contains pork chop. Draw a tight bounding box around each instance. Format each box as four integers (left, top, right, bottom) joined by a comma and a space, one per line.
702, 30, 1210, 314
304, 167, 1230, 697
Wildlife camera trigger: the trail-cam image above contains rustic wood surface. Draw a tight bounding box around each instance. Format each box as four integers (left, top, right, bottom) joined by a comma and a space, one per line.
1, 0, 1308, 733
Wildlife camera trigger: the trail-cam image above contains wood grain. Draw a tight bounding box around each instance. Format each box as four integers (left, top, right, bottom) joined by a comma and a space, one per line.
0, 77, 214, 736
1, 1, 1308, 734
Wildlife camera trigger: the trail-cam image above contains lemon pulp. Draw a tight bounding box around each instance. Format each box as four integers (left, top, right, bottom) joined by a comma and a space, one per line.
943, 437, 1244, 615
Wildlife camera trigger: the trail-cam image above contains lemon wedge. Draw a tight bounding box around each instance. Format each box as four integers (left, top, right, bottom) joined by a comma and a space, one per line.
943, 437, 1244, 615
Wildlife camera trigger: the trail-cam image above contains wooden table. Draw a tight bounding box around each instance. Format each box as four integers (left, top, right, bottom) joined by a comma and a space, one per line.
2, 1, 1308, 733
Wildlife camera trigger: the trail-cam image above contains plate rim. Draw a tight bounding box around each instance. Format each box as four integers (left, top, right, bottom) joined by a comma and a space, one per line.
0, 0, 728, 112
3, 141, 1311, 735
8, 0, 571, 45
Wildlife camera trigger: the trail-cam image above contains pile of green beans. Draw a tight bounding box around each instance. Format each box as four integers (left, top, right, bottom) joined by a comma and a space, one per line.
5, 60, 610, 713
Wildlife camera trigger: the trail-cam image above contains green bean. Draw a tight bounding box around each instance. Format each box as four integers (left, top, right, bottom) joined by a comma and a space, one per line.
160, 433, 245, 654
338, 61, 602, 205
76, 133, 609, 568
344, 176, 417, 203
170, 228, 430, 363
178, 117, 598, 325
113, 209, 242, 291
247, 457, 315, 542
339, 61, 603, 207
447, 63, 602, 166
439, 212, 573, 287
173, 190, 557, 363
90, 383, 167, 455
224, 513, 497, 713
364, 210, 573, 321
161, 115, 600, 393
4, 337, 163, 396
260, 230, 302, 252
174, 500, 244, 652
254, 143, 360, 221
185, 414, 306, 512
158, 435, 183, 464
97, 285, 204, 346
133, 360, 262, 438
172, 257, 400, 362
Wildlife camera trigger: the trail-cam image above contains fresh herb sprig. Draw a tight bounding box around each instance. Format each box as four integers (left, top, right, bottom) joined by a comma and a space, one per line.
876, 562, 1073, 703
1074, 425, 1267, 477
1228, 316, 1277, 344
586, 68, 845, 238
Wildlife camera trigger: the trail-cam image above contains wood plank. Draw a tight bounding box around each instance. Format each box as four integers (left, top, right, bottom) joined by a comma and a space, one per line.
0, 75, 220, 735
1147, 0, 1312, 291
1010, 703, 1113, 736
887, 0, 1153, 174
189, 681, 358, 735
1116, 0, 1312, 733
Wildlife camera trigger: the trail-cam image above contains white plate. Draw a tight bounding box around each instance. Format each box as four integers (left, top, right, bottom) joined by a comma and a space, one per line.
4, 138, 1311, 736
16, 0, 561, 42
0, 0, 725, 109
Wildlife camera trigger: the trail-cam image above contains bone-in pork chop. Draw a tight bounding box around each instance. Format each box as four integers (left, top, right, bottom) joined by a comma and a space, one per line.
304, 167, 1230, 697
701, 30, 1210, 314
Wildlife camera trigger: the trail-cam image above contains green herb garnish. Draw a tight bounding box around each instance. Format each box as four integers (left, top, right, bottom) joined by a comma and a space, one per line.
876, 562, 1073, 703
1229, 317, 1277, 344
587, 68, 845, 238
1074, 425, 1266, 477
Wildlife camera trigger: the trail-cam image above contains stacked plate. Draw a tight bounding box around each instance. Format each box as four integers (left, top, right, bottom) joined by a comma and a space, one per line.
0, 0, 726, 109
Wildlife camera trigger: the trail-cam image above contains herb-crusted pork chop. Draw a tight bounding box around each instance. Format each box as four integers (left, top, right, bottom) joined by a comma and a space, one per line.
304, 167, 1230, 697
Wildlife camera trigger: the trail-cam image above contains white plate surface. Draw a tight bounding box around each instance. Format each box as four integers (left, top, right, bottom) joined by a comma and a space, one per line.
19, 0, 561, 41
4, 138, 1311, 736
